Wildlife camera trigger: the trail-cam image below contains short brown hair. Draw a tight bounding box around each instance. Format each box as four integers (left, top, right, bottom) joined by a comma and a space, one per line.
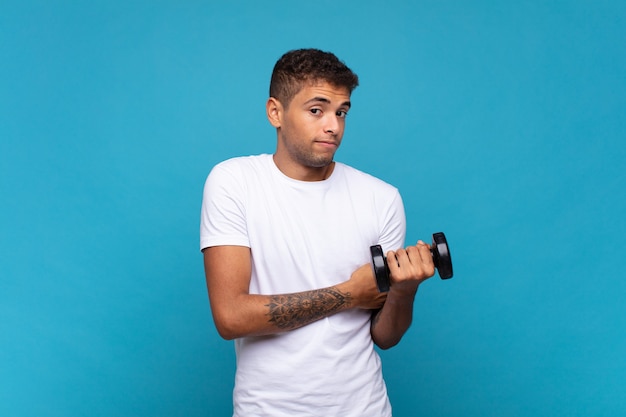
269, 49, 359, 107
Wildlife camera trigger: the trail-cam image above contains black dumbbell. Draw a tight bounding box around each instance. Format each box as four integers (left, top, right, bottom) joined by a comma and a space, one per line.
370, 232, 453, 292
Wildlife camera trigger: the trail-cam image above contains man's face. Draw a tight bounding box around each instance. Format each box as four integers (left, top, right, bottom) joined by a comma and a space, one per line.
270, 81, 352, 180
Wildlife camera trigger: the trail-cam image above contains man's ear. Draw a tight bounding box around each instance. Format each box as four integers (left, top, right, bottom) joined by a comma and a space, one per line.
266, 97, 283, 128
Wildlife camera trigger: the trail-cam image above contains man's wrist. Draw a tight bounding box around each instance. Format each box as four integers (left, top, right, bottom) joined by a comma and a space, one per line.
386, 283, 419, 302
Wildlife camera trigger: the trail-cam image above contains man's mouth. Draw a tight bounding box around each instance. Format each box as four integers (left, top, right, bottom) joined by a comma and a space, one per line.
315, 140, 339, 148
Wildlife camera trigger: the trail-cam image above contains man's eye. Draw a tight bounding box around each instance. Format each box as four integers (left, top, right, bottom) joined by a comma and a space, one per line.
310, 108, 321, 115
337, 110, 348, 118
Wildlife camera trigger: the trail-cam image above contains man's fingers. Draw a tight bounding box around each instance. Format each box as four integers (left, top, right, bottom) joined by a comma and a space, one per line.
415, 241, 434, 265
387, 241, 436, 283
393, 248, 408, 266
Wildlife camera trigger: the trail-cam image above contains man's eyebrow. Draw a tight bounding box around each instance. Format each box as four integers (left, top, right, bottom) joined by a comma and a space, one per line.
304, 97, 352, 108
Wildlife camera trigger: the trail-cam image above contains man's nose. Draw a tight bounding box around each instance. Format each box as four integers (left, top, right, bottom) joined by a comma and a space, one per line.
324, 115, 339, 134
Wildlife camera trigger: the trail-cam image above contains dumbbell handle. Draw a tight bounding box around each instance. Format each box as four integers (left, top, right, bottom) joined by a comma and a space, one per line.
370, 232, 453, 292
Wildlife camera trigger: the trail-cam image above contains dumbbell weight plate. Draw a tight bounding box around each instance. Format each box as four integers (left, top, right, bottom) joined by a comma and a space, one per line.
370, 244, 390, 292
432, 232, 453, 279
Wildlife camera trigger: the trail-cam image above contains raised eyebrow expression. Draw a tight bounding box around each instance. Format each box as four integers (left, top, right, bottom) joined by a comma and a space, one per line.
304, 97, 351, 114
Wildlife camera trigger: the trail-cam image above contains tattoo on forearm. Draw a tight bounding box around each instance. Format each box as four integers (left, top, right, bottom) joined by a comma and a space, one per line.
266, 287, 352, 330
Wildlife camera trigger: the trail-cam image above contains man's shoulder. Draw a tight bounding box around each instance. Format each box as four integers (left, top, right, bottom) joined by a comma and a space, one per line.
335, 162, 398, 193
214, 153, 271, 169
209, 154, 271, 177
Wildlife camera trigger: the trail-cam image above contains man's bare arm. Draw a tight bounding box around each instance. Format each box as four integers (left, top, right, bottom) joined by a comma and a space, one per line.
203, 245, 385, 339
370, 241, 435, 349
266, 288, 353, 330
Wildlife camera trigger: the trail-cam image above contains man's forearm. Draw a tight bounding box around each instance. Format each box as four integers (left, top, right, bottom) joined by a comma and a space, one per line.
266, 287, 352, 330
370, 286, 418, 349
215, 285, 354, 339
205, 246, 362, 340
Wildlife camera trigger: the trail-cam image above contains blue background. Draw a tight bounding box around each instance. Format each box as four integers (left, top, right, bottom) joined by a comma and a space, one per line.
2, 1, 625, 416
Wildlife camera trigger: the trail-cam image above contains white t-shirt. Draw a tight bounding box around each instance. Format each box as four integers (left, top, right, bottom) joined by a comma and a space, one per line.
200, 154, 406, 417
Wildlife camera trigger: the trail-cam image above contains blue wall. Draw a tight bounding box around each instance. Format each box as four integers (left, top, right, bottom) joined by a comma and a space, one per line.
2, 1, 625, 416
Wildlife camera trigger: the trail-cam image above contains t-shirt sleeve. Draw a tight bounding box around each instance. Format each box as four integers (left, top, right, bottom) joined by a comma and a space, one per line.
199, 162, 250, 251
377, 189, 406, 253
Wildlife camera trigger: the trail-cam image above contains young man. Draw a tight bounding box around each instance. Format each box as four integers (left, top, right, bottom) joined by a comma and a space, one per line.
200, 49, 435, 416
